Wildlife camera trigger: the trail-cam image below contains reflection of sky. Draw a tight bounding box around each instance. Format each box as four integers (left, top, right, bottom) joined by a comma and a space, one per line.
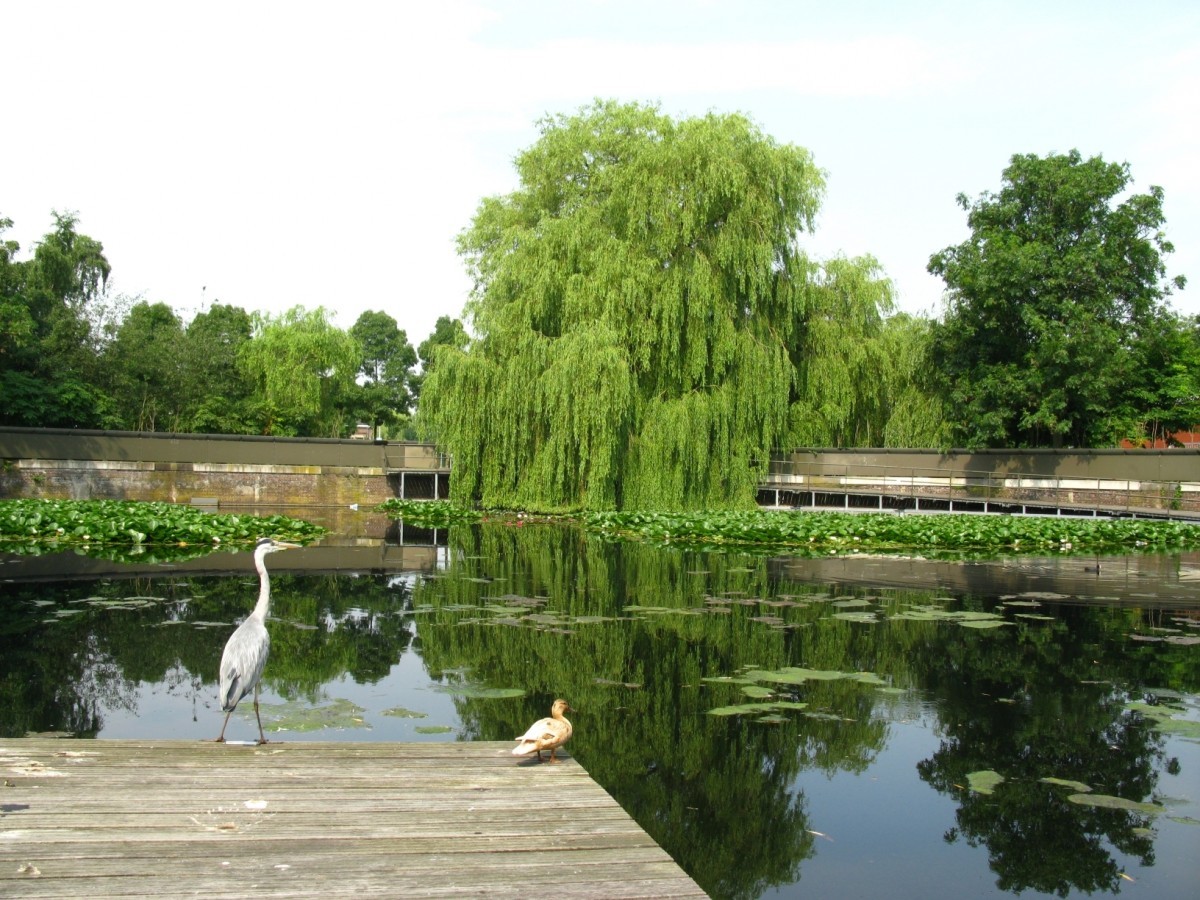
764, 706, 1200, 900
95, 623, 466, 744
766, 711, 995, 899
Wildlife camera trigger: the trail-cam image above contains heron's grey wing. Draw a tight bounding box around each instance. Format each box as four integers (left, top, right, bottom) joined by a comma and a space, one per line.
218, 623, 270, 711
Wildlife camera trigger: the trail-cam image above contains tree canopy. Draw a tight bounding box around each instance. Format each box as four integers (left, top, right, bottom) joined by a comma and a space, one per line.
421, 100, 904, 511
928, 150, 1187, 448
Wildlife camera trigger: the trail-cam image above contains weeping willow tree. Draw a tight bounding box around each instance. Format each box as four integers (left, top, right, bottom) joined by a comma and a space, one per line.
788, 261, 950, 449
423, 100, 892, 510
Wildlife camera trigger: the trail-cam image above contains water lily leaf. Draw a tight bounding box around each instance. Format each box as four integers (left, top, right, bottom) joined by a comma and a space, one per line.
1067, 793, 1162, 814
707, 701, 808, 717
1040, 777, 1092, 792
414, 725, 454, 734
741, 685, 774, 699
966, 770, 1005, 794
958, 619, 1013, 629
434, 685, 525, 699
833, 612, 879, 623
1167, 815, 1200, 826
382, 707, 428, 719
832, 598, 872, 608
708, 703, 780, 716
257, 698, 368, 732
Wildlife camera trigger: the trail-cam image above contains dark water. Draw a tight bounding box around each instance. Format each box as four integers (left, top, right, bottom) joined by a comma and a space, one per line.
2, 520, 1198, 899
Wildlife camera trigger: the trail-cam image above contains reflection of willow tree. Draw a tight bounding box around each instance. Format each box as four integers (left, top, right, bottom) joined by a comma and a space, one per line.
414, 524, 918, 899
913, 602, 1176, 896
0, 571, 414, 737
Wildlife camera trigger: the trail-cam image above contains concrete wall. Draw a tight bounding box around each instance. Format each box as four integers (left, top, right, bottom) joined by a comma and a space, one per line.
768, 447, 1200, 512
2, 427, 1196, 511
0, 427, 449, 507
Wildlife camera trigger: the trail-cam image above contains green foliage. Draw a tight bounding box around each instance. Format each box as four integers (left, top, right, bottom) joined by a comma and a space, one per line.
929, 150, 1187, 448
376, 498, 482, 527
584, 508, 1200, 555
424, 100, 838, 511
347, 310, 417, 437
238, 305, 361, 436
0, 498, 324, 560
100, 301, 188, 431
0, 212, 117, 427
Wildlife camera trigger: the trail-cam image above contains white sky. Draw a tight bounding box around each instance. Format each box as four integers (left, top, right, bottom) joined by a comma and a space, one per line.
5, 0, 1198, 346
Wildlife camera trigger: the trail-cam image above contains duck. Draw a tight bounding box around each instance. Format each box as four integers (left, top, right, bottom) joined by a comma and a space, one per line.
512, 699, 573, 762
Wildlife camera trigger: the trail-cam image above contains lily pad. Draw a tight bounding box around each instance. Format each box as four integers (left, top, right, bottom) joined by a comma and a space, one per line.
257, 698, 368, 732
434, 684, 526, 699
1040, 777, 1092, 793
741, 685, 775, 699
707, 701, 808, 717
966, 769, 1005, 794
1067, 793, 1162, 814
382, 707, 428, 719
414, 725, 454, 734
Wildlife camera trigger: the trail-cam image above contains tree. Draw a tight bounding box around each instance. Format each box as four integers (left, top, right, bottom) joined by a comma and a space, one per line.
412, 314, 468, 410
348, 310, 417, 437
423, 100, 894, 510
928, 151, 1186, 448
182, 303, 255, 434
0, 212, 115, 427
1124, 312, 1200, 446
101, 301, 187, 430
238, 306, 360, 436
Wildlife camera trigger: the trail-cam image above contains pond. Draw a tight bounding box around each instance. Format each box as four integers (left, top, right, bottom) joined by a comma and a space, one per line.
2, 517, 1198, 899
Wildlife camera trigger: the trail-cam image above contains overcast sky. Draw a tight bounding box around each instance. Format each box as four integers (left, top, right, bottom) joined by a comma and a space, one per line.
5, 1, 1198, 345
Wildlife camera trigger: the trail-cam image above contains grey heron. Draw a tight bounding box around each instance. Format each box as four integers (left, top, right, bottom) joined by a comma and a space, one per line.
215, 537, 300, 744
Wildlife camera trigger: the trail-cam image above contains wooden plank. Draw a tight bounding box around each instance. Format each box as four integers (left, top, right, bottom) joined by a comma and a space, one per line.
0, 738, 707, 899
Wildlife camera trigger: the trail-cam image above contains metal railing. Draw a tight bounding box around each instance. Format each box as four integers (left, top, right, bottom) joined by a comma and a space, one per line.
761, 458, 1200, 518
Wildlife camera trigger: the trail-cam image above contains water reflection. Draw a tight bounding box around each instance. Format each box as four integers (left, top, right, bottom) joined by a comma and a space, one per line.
1, 523, 1197, 899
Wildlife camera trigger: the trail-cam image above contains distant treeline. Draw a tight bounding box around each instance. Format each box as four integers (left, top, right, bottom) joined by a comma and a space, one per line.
4, 103, 1198, 511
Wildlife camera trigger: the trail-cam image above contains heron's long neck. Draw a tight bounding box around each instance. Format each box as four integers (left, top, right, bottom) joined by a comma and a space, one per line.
252, 554, 271, 621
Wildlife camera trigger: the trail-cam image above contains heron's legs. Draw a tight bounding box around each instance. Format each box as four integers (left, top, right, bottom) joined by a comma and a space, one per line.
253, 683, 268, 744
215, 708, 233, 743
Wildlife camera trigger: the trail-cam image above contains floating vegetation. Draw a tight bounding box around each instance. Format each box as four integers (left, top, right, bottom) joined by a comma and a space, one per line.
708, 701, 809, 717
584, 508, 1200, 556
257, 698, 367, 733
966, 770, 1005, 795
1067, 793, 1163, 814
381, 707, 428, 719
376, 499, 482, 526
0, 498, 324, 562
434, 684, 526, 700
414, 725, 455, 734
1125, 700, 1200, 740
1040, 777, 1093, 793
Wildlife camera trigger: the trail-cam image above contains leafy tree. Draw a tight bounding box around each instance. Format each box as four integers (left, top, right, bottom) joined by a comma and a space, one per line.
348, 310, 417, 437
182, 303, 256, 434
412, 314, 468, 410
0, 212, 115, 427
238, 306, 361, 436
928, 151, 1186, 448
1123, 312, 1200, 446
101, 301, 187, 430
0, 216, 34, 359
424, 100, 892, 510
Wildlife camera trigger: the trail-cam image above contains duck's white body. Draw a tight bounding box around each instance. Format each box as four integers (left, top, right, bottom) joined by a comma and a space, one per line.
513, 699, 573, 762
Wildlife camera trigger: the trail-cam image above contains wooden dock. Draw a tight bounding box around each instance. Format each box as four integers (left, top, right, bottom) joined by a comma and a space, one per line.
0, 737, 707, 898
